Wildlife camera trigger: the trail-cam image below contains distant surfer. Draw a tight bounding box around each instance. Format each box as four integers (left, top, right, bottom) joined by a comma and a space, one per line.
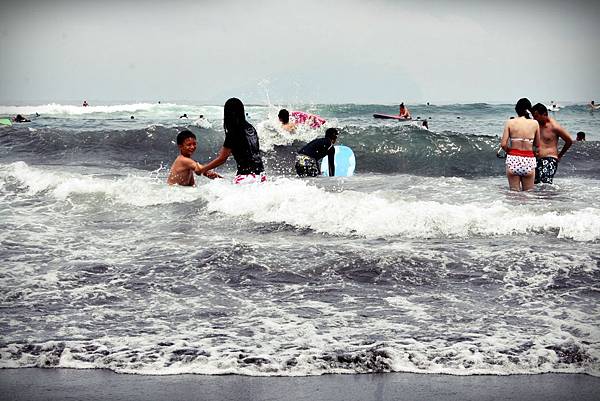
531, 103, 573, 185
167, 130, 220, 186
576, 132, 585, 141
499, 98, 540, 191
422, 120, 429, 129
278, 109, 296, 133
589, 100, 600, 111
295, 128, 338, 177
198, 98, 266, 184
179, 113, 188, 119
13, 114, 31, 123
82, 100, 89, 107
399, 103, 411, 119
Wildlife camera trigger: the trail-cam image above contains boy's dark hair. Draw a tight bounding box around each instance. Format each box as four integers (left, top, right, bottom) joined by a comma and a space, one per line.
278, 109, 289, 124
531, 103, 548, 115
515, 98, 532, 117
576, 131, 585, 140
177, 129, 196, 145
325, 128, 338, 140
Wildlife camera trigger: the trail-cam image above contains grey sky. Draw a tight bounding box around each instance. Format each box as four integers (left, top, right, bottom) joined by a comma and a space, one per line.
1, 0, 599, 104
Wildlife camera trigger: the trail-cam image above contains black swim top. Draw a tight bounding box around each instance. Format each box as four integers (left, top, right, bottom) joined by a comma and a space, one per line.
223, 121, 265, 175
298, 137, 335, 161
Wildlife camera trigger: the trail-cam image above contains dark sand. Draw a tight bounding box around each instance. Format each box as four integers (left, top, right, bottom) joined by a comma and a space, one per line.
1, 368, 599, 401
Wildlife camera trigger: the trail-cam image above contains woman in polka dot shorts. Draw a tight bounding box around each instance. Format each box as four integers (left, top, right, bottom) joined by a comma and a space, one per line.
500, 98, 541, 191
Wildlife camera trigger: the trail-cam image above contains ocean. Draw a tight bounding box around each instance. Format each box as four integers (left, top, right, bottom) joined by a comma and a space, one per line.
0, 101, 599, 377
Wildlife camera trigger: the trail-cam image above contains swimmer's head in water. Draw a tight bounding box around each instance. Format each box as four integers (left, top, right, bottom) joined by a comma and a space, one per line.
278, 109, 290, 124
515, 98, 532, 118
576, 132, 586, 141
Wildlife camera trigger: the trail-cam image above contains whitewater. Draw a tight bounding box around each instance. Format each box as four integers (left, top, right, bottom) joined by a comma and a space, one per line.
0, 101, 599, 377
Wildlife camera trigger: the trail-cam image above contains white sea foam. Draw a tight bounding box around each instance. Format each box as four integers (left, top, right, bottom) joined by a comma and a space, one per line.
201, 177, 600, 241
2, 162, 599, 241
0, 103, 170, 116
1, 162, 202, 206
255, 114, 334, 151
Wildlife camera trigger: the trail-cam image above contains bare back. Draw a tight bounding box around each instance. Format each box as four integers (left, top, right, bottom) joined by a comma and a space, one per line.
167, 155, 197, 186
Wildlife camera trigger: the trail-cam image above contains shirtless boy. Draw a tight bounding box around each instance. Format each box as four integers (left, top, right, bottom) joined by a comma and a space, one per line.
531, 103, 573, 184
167, 130, 220, 186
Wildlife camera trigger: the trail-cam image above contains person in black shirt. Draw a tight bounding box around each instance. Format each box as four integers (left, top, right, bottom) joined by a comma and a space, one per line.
13, 114, 31, 123
295, 128, 338, 177
198, 98, 266, 184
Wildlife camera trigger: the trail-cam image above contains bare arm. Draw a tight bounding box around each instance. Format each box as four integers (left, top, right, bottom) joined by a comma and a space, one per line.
327, 147, 335, 177
500, 121, 510, 151
178, 158, 220, 179
198, 147, 232, 174
554, 125, 573, 160
533, 123, 541, 157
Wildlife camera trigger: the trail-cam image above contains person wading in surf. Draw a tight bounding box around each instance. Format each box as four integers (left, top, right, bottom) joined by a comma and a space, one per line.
531, 103, 573, 185
295, 128, 338, 177
198, 98, 266, 184
500, 98, 540, 191
167, 130, 220, 186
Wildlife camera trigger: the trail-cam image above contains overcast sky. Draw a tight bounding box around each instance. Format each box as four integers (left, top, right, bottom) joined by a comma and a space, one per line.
1, 0, 599, 104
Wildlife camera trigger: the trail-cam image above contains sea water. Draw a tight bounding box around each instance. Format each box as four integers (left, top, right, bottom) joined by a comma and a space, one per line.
0, 102, 599, 376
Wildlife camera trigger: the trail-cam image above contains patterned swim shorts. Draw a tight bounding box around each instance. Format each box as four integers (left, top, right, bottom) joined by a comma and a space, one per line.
234, 172, 267, 185
295, 154, 319, 177
535, 157, 558, 184
506, 154, 537, 176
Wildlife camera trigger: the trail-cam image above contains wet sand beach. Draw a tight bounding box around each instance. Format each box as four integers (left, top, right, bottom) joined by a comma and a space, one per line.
1, 369, 599, 401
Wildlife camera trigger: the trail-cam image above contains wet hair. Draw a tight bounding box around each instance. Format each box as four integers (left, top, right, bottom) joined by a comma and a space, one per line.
325, 128, 338, 140
400, 103, 405, 108
278, 109, 289, 124
223, 97, 246, 135
531, 103, 548, 116
515, 98, 532, 118
176, 129, 196, 145
576, 132, 585, 140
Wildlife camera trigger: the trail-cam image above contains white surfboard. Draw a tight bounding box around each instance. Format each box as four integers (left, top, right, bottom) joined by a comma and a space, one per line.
321, 145, 356, 177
